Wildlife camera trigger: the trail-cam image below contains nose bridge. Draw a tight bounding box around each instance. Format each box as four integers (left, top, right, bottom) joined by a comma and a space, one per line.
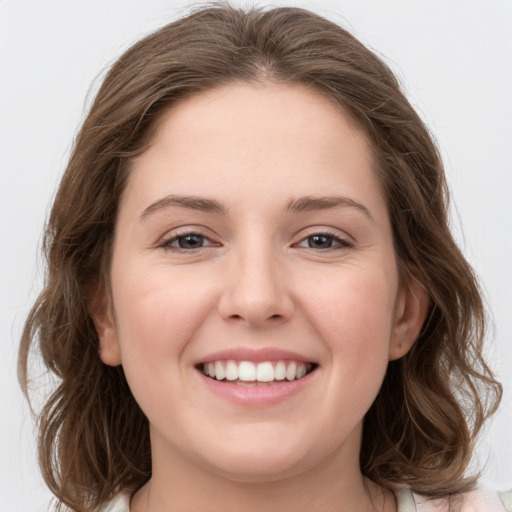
218, 234, 294, 326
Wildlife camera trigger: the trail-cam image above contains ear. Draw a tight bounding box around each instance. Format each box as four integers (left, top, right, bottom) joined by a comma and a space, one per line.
389, 269, 430, 361
87, 280, 122, 367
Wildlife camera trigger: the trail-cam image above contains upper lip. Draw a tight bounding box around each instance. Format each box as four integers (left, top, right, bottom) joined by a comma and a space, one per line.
196, 347, 318, 365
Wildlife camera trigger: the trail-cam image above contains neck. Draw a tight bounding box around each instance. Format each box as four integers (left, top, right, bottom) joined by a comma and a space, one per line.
130, 433, 396, 512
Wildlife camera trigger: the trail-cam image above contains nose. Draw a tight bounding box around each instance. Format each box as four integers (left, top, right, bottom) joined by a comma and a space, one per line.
217, 246, 295, 327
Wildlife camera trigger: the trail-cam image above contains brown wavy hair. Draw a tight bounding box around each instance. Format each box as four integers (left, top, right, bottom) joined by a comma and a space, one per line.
19, 4, 502, 511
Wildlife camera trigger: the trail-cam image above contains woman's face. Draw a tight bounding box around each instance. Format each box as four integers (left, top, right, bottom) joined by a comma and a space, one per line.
97, 82, 426, 482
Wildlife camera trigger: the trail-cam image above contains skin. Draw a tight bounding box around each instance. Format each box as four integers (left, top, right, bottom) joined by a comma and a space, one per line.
95, 82, 428, 512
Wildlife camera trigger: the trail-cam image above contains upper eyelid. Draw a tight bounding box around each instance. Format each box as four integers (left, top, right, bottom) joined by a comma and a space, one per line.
294, 233, 353, 248
293, 226, 355, 243
155, 225, 354, 247
160, 232, 217, 247
157, 225, 217, 242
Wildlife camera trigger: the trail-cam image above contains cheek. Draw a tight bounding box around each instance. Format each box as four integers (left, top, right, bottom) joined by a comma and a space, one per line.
303, 262, 397, 331
300, 264, 398, 386
111, 265, 215, 366
109, 267, 219, 420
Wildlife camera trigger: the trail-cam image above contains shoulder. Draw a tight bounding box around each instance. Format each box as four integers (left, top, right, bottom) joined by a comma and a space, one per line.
498, 490, 512, 512
95, 493, 131, 512
396, 487, 512, 512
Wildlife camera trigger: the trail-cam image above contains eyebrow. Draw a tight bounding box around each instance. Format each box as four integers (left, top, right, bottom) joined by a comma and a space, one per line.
139, 194, 372, 221
285, 195, 373, 220
140, 195, 226, 220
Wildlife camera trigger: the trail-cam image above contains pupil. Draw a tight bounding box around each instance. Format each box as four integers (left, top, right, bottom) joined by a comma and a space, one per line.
309, 235, 332, 248
178, 234, 203, 249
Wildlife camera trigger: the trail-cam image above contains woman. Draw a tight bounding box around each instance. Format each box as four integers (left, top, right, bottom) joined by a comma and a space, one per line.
19, 4, 509, 511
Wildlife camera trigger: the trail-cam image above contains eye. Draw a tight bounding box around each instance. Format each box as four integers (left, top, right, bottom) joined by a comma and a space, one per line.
160, 232, 216, 251
296, 233, 353, 250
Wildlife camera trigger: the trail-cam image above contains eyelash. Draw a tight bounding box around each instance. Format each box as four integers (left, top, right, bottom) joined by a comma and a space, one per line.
159, 230, 217, 251
158, 229, 353, 252
295, 230, 354, 251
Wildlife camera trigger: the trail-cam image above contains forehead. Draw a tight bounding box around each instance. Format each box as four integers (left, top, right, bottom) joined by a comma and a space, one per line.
122, 82, 386, 220
148, 81, 373, 164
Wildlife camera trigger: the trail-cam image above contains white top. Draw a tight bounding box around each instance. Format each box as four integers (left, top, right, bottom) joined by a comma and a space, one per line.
97, 487, 512, 511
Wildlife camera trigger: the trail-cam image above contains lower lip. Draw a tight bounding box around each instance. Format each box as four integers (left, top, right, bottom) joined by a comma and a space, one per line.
197, 370, 317, 407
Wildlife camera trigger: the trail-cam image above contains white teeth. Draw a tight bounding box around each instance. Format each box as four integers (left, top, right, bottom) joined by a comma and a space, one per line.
215, 361, 225, 380
286, 362, 297, 381
202, 360, 314, 383
238, 361, 256, 381
256, 362, 274, 382
225, 360, 238, 381
296, 363, 307, 379
274, 361, 286, 380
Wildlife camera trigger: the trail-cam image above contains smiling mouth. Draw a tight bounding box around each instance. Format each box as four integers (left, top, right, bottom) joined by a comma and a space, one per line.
198, 360, 318, 385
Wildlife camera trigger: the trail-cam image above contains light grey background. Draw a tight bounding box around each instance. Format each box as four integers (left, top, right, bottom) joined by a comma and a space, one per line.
1, 1, 511, 510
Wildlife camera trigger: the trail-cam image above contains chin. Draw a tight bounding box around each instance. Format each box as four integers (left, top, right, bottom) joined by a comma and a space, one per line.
208, 456, 307, 484
195, 435, 317, 484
